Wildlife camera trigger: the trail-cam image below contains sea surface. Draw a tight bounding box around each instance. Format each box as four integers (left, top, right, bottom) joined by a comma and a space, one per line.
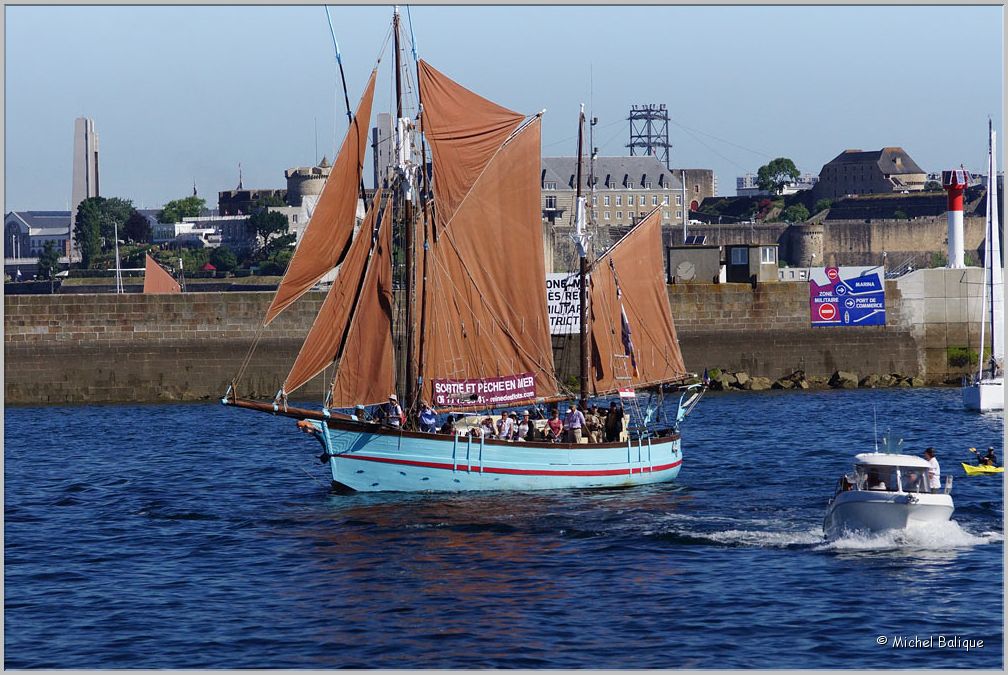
5, 387, 1004, 669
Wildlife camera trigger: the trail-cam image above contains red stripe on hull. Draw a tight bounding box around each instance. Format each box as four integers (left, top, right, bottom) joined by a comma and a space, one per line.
338, 453, 682, 477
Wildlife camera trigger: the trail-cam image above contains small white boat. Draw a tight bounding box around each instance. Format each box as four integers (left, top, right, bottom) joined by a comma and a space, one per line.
823, 453, 954, 539
962, 120, 1004, 412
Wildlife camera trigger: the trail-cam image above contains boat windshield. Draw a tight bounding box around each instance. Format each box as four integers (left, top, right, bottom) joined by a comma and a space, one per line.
855, 465, 897, 491
899, 467, 929, 493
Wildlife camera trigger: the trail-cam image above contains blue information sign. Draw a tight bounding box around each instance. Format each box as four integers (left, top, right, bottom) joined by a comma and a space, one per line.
809, 266, 886, 326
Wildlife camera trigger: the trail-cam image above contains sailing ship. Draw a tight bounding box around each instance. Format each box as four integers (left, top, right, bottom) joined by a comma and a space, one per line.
222, 9, 704, 491
962, 120, 1004, 412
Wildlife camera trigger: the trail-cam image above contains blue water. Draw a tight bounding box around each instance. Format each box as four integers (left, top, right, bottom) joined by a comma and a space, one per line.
5, 388, 1003, 668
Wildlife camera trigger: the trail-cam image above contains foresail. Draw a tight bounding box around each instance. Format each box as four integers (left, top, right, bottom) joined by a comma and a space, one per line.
589, 208, 686, 395
330, 193, 396, 408
143, 254, 181, 294
418, 60, 526, 233
281, 187, 384, 396
419, 115, 559, 408
264, 69, 378, 325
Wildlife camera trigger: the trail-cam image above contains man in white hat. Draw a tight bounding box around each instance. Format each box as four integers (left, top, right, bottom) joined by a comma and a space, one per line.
383, 393, 403, 428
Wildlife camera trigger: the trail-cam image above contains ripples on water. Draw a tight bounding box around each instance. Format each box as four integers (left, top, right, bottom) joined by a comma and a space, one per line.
4, 388, 1003, 668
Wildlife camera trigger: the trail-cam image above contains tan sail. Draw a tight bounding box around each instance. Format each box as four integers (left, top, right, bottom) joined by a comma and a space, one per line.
418, 112, 559, 406
264, 69, 378, 325
281, 188, 384, 396
143, 254, 181, 294
589, 207, 686, 395
418, 60, 525, 233
330, 194, 396, 408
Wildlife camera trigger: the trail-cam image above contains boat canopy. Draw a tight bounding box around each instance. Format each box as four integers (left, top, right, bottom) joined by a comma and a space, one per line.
854, 452, 931, 468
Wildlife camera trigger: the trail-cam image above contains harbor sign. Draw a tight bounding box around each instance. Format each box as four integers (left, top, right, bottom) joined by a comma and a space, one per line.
809, 266, 886, 326
546, 272, 584, 334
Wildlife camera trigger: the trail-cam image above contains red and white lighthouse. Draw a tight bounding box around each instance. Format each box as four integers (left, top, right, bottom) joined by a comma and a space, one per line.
942, 168, 970, 268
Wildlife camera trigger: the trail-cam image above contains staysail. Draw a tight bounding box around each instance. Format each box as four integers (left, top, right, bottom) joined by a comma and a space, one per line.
143, 254, 181, 294
330, 193, 396, 408
281, 188, 385, 396
264, 69, 378, 325
417, 62, 559, 407
985, 126, 1003, 367
589, 207, 686, 395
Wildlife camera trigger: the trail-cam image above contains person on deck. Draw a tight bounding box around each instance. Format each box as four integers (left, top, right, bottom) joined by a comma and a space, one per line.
545, 408, 564, 443
478, 417, 495, 438
585, 405, 602, 443
418, 403, 437, 433
496, 411, 515, 440
351, 404, 371, 422
438, 415, 456, 435
383, 394, 404, 428
564, 405, 586, 443
924, 448, 941, 493
516, 411, 533, 441
605, 401, 624, 442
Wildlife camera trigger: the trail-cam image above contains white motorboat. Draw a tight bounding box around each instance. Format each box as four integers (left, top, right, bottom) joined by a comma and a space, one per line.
823, 452, 954, 539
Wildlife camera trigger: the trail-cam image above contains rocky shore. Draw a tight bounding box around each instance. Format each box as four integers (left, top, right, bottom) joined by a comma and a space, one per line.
697, 368, 929, 392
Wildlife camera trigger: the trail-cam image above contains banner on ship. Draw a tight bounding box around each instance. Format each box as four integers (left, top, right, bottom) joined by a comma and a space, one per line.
432, 372, 536, 407
809, 266, 886, 327
546, 273, 585, 335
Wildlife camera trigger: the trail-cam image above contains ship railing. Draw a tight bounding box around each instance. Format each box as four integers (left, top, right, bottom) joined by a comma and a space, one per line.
944, 475, 953, 494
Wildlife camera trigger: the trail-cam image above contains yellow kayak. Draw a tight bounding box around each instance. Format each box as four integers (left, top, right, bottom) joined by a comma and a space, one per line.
961, 462, 1005, 475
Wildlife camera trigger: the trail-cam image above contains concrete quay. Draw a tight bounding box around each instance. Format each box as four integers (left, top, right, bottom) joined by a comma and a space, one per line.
3, 269, 985, 405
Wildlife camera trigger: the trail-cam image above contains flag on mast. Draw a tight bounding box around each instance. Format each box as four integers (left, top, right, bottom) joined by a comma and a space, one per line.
611, 259, 638, 377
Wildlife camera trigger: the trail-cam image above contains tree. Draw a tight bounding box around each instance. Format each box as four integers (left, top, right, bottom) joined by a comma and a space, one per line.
813, 198, 833, 214
247, 209, 295, 261
756, 157, 801, 195
159, 196, 206, 224
209, 245, 238, 273
37, 241, 61, 280
123, 211, 152, 243
782, 204, 810, 222
73, 196, 137, 268
924, 180, 943, 191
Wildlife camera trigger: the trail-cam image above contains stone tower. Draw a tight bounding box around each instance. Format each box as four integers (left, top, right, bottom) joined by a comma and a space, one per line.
70, 117, 100, 260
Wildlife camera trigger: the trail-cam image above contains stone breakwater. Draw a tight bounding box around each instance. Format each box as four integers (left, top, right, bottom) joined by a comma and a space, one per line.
700, 368, 927, 392
3, 270, 980, 404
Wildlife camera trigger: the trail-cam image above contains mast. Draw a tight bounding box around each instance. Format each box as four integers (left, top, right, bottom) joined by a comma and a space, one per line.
575, 105, 589, 409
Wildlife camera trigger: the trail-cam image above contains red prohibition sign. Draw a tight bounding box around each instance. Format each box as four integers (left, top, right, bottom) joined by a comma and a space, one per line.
825, 267, 840, 282
818, 303, 837, 321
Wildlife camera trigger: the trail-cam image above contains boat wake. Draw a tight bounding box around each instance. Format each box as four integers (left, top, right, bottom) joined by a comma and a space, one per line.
817, 520, 1003, 552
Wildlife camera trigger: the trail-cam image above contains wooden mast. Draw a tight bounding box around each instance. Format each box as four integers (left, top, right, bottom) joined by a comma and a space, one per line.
575, 106, 589, 409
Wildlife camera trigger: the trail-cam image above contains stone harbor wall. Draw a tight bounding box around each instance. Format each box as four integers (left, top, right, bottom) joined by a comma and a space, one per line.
4, 268, 983, 404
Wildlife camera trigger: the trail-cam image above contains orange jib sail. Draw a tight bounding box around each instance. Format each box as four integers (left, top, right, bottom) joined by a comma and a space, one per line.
143, 254, 181, 294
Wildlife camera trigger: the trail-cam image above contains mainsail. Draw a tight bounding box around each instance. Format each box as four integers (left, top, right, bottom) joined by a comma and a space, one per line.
417, 61, 559, 406
264, 69, 378, 325
281, 188, 385, 396
984, 126, 1003, 369
589, 208, 686, 395
143, 254, 181, 294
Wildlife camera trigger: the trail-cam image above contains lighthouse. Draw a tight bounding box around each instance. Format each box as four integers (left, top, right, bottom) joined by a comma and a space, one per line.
942, 168, 970, 268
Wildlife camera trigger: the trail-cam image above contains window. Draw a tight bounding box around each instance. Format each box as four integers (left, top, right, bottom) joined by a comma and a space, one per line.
604, 195, 611, 206
694, 184, 700, 193
652, 195, 659, 206
544, 181, 557, 190
663, 195, 669, 205
676, 210, 682, 219
761, 246, 777, 264
664, 210, 670, 219
591, 196, 597, 206
644, 180, 652, 189
626, 181, 634, 190
545, 196, 557, 209
638, 195, 646, 206
616, 211, 623, 219
293, 214, 298, 223
675, 195, 682, 206
592, 209, 598, 219
731, 247, 749, 265
604, 211, 611, 220
616, 195, 622, 206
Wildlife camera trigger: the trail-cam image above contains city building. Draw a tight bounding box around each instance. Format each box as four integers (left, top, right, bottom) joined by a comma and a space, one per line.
70, 117, 100, 259
4, 210, 72, 278
812, 147, 927, 201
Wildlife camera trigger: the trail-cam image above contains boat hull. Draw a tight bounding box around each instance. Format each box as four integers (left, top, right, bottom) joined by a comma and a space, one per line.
309, 420, 682, 492
961, 462, 1005, 475
823, 490, 954, 539
962, 377, 1004, 411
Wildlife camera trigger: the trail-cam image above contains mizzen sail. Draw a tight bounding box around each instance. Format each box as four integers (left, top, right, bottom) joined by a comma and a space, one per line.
589, 208, 686, 395
264, 69, 378, 325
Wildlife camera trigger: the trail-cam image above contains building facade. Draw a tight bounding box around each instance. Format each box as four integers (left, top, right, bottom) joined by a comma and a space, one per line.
812, 147, 927, 201
736, 172, 818, 197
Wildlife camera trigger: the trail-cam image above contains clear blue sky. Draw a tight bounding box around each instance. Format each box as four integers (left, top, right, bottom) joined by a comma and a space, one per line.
4, 4, 1003, 211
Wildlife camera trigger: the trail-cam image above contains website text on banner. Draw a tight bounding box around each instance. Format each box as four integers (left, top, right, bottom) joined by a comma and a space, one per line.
432, 372, 536, 407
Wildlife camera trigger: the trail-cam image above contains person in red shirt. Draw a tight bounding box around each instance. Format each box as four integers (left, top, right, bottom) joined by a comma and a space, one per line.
545, 408, 564, 443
